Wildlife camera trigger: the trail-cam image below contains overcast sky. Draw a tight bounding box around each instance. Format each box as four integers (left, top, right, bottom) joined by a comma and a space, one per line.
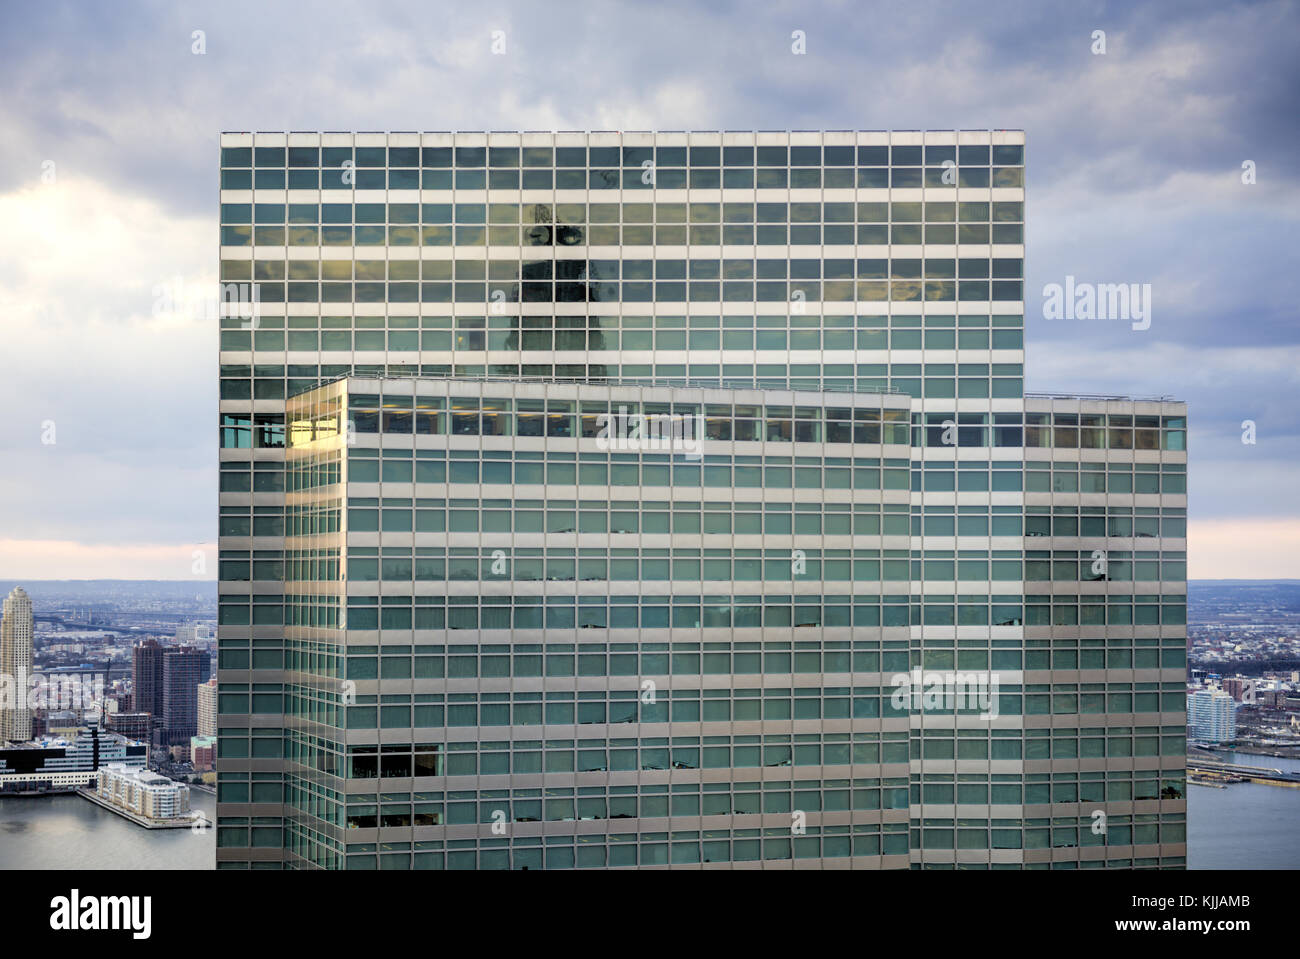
0, 0, 1296, 579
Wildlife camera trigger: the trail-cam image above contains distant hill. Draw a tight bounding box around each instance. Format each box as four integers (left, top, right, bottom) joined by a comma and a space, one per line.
1189, 580, 1300, 625
1190, 580, 1300, 585
0, 579, 1293, 610
0, 580, 217, 603
1189, 581, 1300, 596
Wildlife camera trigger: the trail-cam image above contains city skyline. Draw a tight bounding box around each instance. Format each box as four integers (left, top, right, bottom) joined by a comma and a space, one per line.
1, 0, 1298, 581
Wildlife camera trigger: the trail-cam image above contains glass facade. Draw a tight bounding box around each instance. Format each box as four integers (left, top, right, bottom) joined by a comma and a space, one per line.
216, 130, 1186, 869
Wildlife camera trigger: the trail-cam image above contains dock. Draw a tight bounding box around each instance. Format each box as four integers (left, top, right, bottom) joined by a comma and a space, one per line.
1185, 758, 1300, 788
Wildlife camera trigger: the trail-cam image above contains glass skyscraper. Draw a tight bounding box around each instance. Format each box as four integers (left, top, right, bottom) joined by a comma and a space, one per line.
216, 130, 1187, 868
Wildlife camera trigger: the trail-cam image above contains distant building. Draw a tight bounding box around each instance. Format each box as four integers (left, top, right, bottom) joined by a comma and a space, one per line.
1257, 688, 1288, 708
1188, 689, 1237, 743
1222, 677, 1245, 701
1, 586, 34, 743
161, 648, 210, 746
173, 623, 211, 645
106, 711, 153, 743
43, 712, 81, 739
190, 735, 216, 772
95, 763, 191, 820
131, 640, 164, 733
0, 721, 147, 793
197, 678, 217, 738
32, 665, 105, 721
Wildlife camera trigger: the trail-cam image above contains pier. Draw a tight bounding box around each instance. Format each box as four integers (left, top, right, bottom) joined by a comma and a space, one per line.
1185, 758, 1300, 788
77, 787, 204, 829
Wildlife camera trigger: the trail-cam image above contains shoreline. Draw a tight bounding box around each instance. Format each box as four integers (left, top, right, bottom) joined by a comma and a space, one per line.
76, 787, 204, 830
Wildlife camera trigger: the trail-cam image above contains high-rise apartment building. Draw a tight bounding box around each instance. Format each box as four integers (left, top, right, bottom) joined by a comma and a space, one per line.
1188, 689, 1236, 743
217, 131, 1187, 869
162, 648, 211, 747
1, 586, 34, 743
132, 639, 164, 731
197, 677, 218, 738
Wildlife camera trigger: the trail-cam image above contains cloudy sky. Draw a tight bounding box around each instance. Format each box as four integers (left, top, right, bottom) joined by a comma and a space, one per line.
0, 0, 1296, 579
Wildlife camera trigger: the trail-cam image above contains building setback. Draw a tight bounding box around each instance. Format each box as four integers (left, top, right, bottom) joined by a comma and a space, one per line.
216, 131, 1188, 869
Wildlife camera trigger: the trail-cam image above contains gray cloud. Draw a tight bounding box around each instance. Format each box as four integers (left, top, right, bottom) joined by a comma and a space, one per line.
0, 0, 1296, 567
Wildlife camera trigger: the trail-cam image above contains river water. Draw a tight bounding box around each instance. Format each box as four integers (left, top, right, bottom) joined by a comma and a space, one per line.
0, 789, 215, 869
1187, 751, 1300, 870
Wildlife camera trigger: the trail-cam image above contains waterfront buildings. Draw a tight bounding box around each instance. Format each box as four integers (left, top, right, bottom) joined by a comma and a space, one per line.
1, 586, 34, 743
94, 762, 192, 820
1189, 689, 1237, 744
217, 130, 1187, 869
0, 721, 146, 794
